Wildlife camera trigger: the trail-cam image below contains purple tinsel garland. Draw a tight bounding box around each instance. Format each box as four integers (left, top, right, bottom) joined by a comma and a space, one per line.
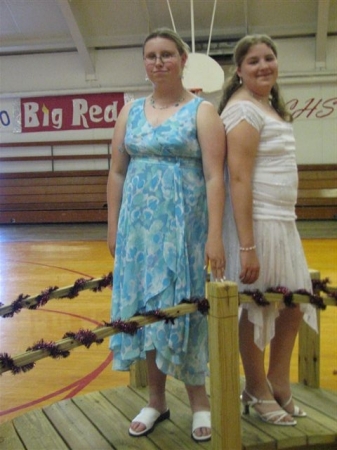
0, 297, 208, 375
0, 276, 335, 375
1, 272, 113, 318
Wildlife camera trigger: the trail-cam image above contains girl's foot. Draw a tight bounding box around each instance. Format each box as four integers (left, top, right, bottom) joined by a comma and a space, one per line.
267, 378, 307, 417
241, 389, 297, 425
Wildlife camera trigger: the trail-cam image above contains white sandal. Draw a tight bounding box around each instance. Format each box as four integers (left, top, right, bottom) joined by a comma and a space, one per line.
282, 395, 307, 417
191, 411, 211, 442
128, 407, 170, 437
267, 378, 307, 417
241, 389, 297, 426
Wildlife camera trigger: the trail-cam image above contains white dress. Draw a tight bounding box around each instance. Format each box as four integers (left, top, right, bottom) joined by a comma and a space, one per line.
221, 101, 318, 350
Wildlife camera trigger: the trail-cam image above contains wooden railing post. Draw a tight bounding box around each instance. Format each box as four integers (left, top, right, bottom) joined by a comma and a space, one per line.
208, 281, 241, 450
298, 269, 321, 388
129, 360, 148, 388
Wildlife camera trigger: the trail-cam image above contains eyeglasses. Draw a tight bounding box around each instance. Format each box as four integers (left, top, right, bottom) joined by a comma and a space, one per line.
144, 52, 178, 65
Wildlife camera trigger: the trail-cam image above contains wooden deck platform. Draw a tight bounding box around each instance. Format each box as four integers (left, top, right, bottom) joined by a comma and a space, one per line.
1, 377, 336, 450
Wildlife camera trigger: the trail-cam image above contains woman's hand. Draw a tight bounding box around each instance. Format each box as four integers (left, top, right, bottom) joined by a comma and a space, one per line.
205, 236, 226, 281
107, 227, 117, 257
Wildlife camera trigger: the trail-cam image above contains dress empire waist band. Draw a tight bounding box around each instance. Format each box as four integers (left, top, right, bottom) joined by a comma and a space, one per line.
130, 155, 203, 168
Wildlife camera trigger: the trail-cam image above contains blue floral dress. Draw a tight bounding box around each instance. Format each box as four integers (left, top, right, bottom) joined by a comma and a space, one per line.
109, 97, 209, 385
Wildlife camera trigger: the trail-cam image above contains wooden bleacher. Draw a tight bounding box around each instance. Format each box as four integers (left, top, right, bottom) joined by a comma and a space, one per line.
0, 170, 109, 224
0, 161, 335, 224
0, 140, 110, 224
296, 164, 337, 220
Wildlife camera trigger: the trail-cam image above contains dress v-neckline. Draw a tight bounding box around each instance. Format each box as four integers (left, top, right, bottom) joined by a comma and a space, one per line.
143, 97, 197, 129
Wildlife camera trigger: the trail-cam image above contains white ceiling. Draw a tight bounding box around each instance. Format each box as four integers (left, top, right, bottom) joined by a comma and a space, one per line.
1, 0, 336, 76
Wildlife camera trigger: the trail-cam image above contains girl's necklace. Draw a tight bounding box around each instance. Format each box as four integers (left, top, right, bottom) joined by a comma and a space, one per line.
150, 93, 185, 110
246, 89, 271, 107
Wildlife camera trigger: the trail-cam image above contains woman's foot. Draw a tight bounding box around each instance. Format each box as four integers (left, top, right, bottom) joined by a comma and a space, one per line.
267, 378, 307, 417
241, 389, 297, 426
129, 406, 170, 436
191, 411, 211, 442
185, 384, 211, 440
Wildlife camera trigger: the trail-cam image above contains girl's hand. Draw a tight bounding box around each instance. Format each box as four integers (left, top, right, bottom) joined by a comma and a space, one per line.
239, 251, 260, 284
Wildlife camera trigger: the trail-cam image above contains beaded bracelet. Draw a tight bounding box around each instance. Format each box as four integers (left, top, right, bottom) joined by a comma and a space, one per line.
239, 245, 256, 251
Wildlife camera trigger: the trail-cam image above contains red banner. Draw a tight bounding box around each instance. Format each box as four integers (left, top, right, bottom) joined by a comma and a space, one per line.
20, 92, 125, 132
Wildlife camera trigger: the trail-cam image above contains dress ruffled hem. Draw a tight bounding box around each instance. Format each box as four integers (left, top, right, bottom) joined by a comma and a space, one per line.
239, 301, 318, 351
224, 215, 318, 350
110, 309, 208, 385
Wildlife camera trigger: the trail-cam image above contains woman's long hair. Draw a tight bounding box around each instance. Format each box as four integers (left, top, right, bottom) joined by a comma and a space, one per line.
218, 34, 292, 122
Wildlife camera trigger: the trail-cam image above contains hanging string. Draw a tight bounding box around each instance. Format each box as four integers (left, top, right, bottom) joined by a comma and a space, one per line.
166, 0, 217, 55
166, 0, 177, 31
190, 0, 195, 53
140, 0, 151, 33
244, 0, 249, 35
206, 0, 218, 55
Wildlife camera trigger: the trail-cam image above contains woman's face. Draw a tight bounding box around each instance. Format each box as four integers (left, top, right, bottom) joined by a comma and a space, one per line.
143, 37, 187, 83
237, 43, 278, 93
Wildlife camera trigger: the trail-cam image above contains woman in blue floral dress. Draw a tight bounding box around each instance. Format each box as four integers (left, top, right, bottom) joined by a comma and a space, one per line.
107, 28, 226, 441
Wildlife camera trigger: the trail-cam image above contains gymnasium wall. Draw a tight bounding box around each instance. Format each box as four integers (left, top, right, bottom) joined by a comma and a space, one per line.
0, 36, 336, 168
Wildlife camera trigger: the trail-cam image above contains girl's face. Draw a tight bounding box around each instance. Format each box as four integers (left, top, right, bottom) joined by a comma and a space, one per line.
143, 37, 187, 83
237, 43, 278, 93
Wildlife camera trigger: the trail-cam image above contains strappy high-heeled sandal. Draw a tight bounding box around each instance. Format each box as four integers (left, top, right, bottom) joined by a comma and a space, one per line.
266, 378, 307, 417
241, 389, 297, 426
280, 395, 307, 417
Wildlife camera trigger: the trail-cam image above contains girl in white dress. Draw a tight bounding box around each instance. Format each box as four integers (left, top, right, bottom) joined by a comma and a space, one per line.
218, 35, 318, 425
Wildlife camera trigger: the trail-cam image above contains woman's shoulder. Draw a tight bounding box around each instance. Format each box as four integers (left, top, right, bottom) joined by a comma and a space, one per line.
186, 96, 217, 122
220, 100, 265, 133
197, 98, 224, 127
121, 97, 145, 119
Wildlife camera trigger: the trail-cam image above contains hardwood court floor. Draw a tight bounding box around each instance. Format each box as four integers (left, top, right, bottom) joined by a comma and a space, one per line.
0, 223, 336, 428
